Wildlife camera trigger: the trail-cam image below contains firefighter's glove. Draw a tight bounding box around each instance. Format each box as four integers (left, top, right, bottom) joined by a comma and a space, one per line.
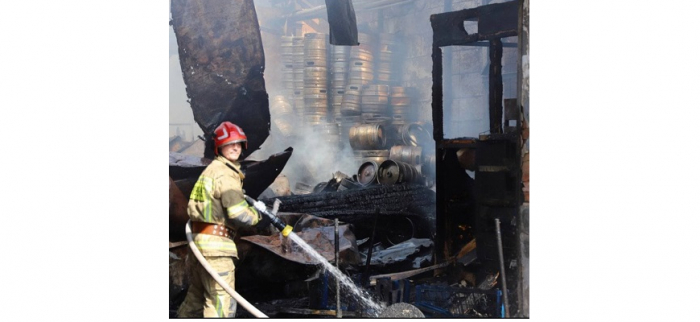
253, 200, 267, 213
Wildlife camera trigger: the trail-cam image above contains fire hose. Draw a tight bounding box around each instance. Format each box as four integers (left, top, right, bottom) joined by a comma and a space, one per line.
185, 219, 268, 318
184, 197, 293, 318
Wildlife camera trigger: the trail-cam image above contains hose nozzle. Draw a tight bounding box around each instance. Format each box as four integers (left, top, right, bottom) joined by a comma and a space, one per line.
245, 195, 293, 237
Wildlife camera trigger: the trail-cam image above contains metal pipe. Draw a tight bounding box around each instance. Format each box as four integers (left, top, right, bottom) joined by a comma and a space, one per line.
495, 218, 510, 317
362, 208, 380, 286
284, 0, 407, 22
362, 0, 412, 12
335, 218, 342, 318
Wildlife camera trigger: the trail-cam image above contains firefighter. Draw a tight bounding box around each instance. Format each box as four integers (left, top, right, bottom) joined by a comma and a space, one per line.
177, 121, 262, 318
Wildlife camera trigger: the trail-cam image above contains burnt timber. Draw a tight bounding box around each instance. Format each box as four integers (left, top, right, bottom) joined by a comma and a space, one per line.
431, 0, 526, 316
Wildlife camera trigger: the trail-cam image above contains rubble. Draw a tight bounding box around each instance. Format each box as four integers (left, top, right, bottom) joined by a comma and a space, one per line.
168, 0, 529, 317
360, 238, 432, 267
240, 213, 361, 266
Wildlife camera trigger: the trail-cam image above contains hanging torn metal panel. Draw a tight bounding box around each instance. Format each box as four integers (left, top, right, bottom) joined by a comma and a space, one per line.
170, 0, 270, 160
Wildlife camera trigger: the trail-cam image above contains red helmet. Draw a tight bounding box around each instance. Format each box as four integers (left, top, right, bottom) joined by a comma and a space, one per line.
213, 121, 247, 155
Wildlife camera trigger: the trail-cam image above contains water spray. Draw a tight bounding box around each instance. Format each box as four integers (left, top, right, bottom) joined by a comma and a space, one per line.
245, 195, 385, 315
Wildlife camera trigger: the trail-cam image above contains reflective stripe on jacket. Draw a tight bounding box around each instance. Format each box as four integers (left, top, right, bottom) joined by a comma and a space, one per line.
187, 156, 260, 257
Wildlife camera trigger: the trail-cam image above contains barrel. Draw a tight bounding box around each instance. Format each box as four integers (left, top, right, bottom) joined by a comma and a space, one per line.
292, 36, 305, 72
357, 161, 379, 186
349, 47, 374, 62
304, 52, 327, 67
377, 159, 423, 185
304, 33, 328, 67
303, 66, 328, 87
349, 59, 373, 70
357, 149, 390, 165
348, 45, 373, 87
331, 45, 350, 62
293, 69, 304, 89
348, 64, 374, 85
331, 88, 344, 118
390, 86, 410, 118
281, 36, 294, 62
389, 145, 422, 167
292, 36, 305, 92
304, 99, 327, 112
341, 84, 362, 116
330, 59, 348, 92
331, 72, 347, 88
303, 86, 328, 95
376, 60, 392, 84
292, 36, 304, 50
349, 124, 386, 150
361, 84, 389, 115
304, 101, 328, 117
396, 122, 431, 147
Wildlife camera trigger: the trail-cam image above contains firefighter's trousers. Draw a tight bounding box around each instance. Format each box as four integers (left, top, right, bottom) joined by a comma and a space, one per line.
177, 255, 237, 318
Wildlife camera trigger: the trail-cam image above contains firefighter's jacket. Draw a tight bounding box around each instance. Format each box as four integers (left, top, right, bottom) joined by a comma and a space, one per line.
187, 155, 261, 257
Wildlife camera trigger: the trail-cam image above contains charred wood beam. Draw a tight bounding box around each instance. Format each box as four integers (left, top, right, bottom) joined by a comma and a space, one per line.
437, 138, 478, 149
431, 46, 444, 142
489, 38, 503, 134
430, 0, 518, 48
369, 261, 450, 286
431, 44, 446, 263
262, 184, 435, 215
463, 41, 518, 48
278, 308, 359, 317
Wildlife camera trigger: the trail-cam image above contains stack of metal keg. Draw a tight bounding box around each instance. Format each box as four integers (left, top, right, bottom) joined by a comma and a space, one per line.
390, 86, 411, 125
292, 36, 305, 120
330, 45, 350, 122
280, 37, 295, 100
349, 122, 389, 185
303, 33, 329, 127
347, 33, 375, 88
361, 84, 390, 118
339, 33, 376, 145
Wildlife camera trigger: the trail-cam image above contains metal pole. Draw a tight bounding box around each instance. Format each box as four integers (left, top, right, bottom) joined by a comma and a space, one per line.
335, 218, 342, 318
495, 218, 510, 317
362, 208, 380, 286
